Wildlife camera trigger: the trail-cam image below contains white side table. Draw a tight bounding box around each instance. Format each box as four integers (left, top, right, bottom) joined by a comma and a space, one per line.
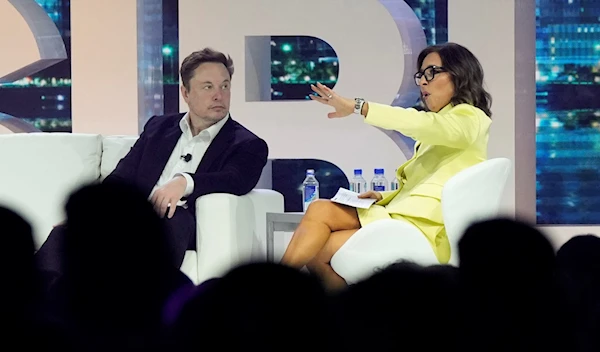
266, 212, 304, 262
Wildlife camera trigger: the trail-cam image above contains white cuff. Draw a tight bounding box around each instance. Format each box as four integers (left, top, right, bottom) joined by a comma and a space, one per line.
176, 172, 194, 196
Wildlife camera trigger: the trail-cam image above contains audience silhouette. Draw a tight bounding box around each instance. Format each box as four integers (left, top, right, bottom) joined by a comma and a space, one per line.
42, 181, 190, 351
458, 218, 572, 352
556, 234, 600, 352
3, 190, 598, 350
168, 262, 331, 350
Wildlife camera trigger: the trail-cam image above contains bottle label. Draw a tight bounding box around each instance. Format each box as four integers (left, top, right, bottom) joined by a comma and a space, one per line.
353, 183, 366, 193
304, 185, 317, 203
373, 185, 385, 192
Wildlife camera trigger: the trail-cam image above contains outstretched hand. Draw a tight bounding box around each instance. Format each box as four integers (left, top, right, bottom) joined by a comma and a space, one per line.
309, 82, 355, 118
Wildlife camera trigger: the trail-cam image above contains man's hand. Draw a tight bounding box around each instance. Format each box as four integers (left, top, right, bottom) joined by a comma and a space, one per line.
150, 175, 187, 218
358, 191, 383, 202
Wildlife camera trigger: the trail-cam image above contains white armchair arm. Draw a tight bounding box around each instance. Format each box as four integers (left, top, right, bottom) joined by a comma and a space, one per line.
245, 189, 285, 259
193, 189, 283, 284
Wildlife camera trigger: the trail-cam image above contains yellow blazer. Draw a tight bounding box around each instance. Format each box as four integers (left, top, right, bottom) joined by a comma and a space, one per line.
364, 102, 491, 224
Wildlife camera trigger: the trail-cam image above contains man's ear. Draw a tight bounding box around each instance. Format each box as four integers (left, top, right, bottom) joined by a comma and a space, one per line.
180, 84, 189, 102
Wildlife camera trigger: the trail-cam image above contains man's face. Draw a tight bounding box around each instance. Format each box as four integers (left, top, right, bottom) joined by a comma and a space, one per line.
181, 62, 231, 126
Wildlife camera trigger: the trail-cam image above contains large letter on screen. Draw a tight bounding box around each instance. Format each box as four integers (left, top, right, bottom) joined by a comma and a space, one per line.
179, 0, 427, 178
0, 0, 67, 133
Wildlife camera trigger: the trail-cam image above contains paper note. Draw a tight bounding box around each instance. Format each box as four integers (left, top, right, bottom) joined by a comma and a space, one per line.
330, 187, 376, 209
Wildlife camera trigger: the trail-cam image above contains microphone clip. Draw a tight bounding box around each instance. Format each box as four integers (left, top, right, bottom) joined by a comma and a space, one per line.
181, 153, 192, 162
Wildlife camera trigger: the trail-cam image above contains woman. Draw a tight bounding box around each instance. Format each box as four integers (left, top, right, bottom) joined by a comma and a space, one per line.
280, 42, 493, 291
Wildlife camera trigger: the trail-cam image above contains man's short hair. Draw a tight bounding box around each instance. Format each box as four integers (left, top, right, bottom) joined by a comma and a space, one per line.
180, 47, 234, 89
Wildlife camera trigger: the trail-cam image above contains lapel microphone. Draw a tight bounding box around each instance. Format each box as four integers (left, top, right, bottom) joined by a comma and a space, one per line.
180, 153, 192, 162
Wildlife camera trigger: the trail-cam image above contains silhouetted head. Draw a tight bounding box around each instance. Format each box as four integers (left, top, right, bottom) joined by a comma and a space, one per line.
63, 182, 171, 278
0, 206, 37, 316
556, 234, 600, 305
61, 181, 174, 342
557, 234, 600, 275
0, 206, 34, 271
334, 261, 460, 351
556, 235, 600, 352
457, 218, 568, 351
170, 263, 329, 349
458, 217, 556, 287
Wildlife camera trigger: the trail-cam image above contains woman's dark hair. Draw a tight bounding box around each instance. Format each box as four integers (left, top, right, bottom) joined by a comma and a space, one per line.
417, 42, 492, 118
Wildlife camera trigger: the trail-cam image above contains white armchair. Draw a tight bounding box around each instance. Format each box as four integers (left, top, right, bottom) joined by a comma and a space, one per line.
192, 189, 284, 284
330, 158, 512, 284
0, 133, 284, 285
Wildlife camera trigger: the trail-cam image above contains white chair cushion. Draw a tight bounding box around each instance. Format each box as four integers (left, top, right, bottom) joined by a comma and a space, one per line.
100, 135, 138, 180
0, 133, 102, 247
331, 219, 438, 284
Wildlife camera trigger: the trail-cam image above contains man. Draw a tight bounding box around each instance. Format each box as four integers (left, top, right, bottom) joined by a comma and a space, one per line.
36, 47, 269, 273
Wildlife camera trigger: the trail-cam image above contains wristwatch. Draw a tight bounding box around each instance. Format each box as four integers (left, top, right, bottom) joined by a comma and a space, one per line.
354, 98, 365, 115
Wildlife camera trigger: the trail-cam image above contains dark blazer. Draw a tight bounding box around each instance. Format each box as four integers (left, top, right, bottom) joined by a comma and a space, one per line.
103, 113, 268, 216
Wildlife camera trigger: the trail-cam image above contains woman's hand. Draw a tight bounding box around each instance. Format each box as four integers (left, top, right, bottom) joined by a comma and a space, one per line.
309, 82, 355, 118
357, 191, 383, 202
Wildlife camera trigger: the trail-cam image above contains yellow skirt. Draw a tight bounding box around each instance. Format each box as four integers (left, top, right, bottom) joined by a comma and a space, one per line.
357, 204, 450, 264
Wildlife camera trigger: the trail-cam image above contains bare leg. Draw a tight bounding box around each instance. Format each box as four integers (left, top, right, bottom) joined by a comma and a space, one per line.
306, 229, 358, 292
280, 199, 360, 269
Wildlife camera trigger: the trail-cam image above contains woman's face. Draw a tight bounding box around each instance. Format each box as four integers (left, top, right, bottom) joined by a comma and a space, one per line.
416, 52, 454, 113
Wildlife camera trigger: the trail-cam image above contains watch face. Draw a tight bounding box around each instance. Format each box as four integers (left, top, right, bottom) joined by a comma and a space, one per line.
354, 99, 362, 112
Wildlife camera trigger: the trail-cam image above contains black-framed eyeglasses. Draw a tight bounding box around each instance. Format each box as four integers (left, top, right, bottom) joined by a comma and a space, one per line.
414, 65, 446, 86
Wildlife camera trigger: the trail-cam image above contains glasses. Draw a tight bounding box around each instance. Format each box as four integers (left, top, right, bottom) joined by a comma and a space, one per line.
414, 65, 446, 86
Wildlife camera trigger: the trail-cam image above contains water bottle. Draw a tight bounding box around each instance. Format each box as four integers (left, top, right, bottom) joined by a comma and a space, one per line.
371, 168, 388, 192
391, 169, 400, 191
349, 169, 368, 194
302, 169, 319, 212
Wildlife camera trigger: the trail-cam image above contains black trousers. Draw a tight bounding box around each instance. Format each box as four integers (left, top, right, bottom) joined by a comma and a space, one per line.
35, 208, 196, 276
